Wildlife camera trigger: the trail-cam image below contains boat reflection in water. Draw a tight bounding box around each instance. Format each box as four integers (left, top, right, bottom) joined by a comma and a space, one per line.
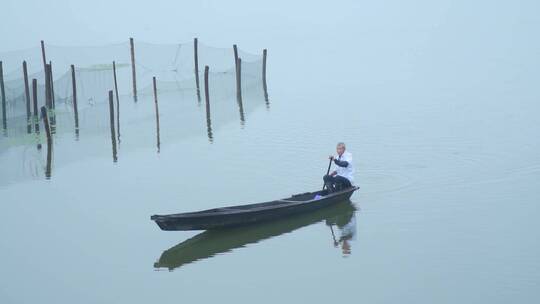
154, 201, 357, 271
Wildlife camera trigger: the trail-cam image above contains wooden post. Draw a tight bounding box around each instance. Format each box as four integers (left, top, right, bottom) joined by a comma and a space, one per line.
70, 65, 79, 137
236, 58, 245, 124
48, 61, 55, 109
32, 79, 39, 133
204, 65, 213, 142
153, 77, 161, 153
113, 61, 120, 142
40, 40, 47, 70
23, 61, 32, 133
233, 44, 239, 70
108, 90, 118, 162
130, 37, 137, 102
262, 49, 267, 84
236, 57, 242, 101
262, 49, 269, 103
48, 61, 56, 131
0, 61, 6, 132
194, 38, 200, 100
40, 106, 52, 179
204, 66, 210, 109
45, 63, 51, 109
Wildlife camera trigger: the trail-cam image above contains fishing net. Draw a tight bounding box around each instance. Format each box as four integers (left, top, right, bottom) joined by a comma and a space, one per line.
0, 39, 268, 184
1, 39, 265, 117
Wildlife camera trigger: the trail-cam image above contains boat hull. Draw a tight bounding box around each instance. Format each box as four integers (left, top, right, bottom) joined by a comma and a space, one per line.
154, 201, 356, 270
151, 186, 359, 231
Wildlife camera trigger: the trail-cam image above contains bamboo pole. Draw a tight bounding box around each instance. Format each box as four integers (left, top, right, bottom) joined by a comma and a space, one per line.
0, 61, 6, 132
262, 49, 267, 84
130, 37, 137, 102
204, 65, 213, 142
108, 90, 118, 162
153, 77, 161, 153
32, 79, 39, 134
233, 44, 239, 70
48, 61, 55, 109
204, 66, 210, 109
236, 57, 242, 101
70, 65, 79, 138
49, 61, 56, 109
23, 61, 32, 133
236, 58, 245, 124
263, 49, 268, 103
113, 61, 120, 142
194, 38, 200, 100
44, 63, 51, 109
48, 61, 56, 131
40, 40, 47, 69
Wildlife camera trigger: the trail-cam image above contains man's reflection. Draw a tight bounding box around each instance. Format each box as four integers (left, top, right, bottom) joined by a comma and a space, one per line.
326, 211, 357, 257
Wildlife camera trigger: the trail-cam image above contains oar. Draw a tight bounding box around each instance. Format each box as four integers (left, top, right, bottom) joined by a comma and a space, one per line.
322, 158, 332, 190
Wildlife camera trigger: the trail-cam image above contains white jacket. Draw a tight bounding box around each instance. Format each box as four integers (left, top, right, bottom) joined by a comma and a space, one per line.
333, 151, 354, 184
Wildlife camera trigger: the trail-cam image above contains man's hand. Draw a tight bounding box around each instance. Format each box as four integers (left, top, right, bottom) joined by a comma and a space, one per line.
330, 171, 337, 176
329, 155, 334, 160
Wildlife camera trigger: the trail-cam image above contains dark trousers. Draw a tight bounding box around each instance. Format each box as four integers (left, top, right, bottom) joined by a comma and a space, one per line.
323, 174, 352, 192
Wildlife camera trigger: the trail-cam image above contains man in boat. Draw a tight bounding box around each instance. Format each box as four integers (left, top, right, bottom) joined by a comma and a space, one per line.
324, 142, 354, 193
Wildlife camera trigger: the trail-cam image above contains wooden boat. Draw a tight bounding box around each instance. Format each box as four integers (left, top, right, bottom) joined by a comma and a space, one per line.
155, 201, 356, 270
151, 186, 359, 231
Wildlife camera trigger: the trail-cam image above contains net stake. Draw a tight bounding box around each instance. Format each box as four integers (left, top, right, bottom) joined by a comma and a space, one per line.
23, 61, 32, 134
108, 90, 118, 162
0, 61, 6, 132
263, 49, 269, 104
236, 58, 245, 125
130, 38, 137, 102
32, 79, 40, 135
153, 77, 161, 153
113, 61, 120, 142
204, 66, 213, 142
70, 65, 79, 139
194, 38, 200, 101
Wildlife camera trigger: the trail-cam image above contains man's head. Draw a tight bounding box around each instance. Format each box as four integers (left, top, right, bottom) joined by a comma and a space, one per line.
336, 142, 346, 156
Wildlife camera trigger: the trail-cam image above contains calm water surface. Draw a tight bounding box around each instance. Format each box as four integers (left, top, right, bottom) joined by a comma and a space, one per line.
1, 1, 539, 303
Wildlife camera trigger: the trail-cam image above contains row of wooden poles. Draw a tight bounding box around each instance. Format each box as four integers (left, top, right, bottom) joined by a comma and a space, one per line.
0, 40, 80, 137
0, 38, 269, 137
0, 60, 76, 136
39, 62, 252, 175
38, 62, 247, 177
21, 61, 237, 177
0, 38, 268, 177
